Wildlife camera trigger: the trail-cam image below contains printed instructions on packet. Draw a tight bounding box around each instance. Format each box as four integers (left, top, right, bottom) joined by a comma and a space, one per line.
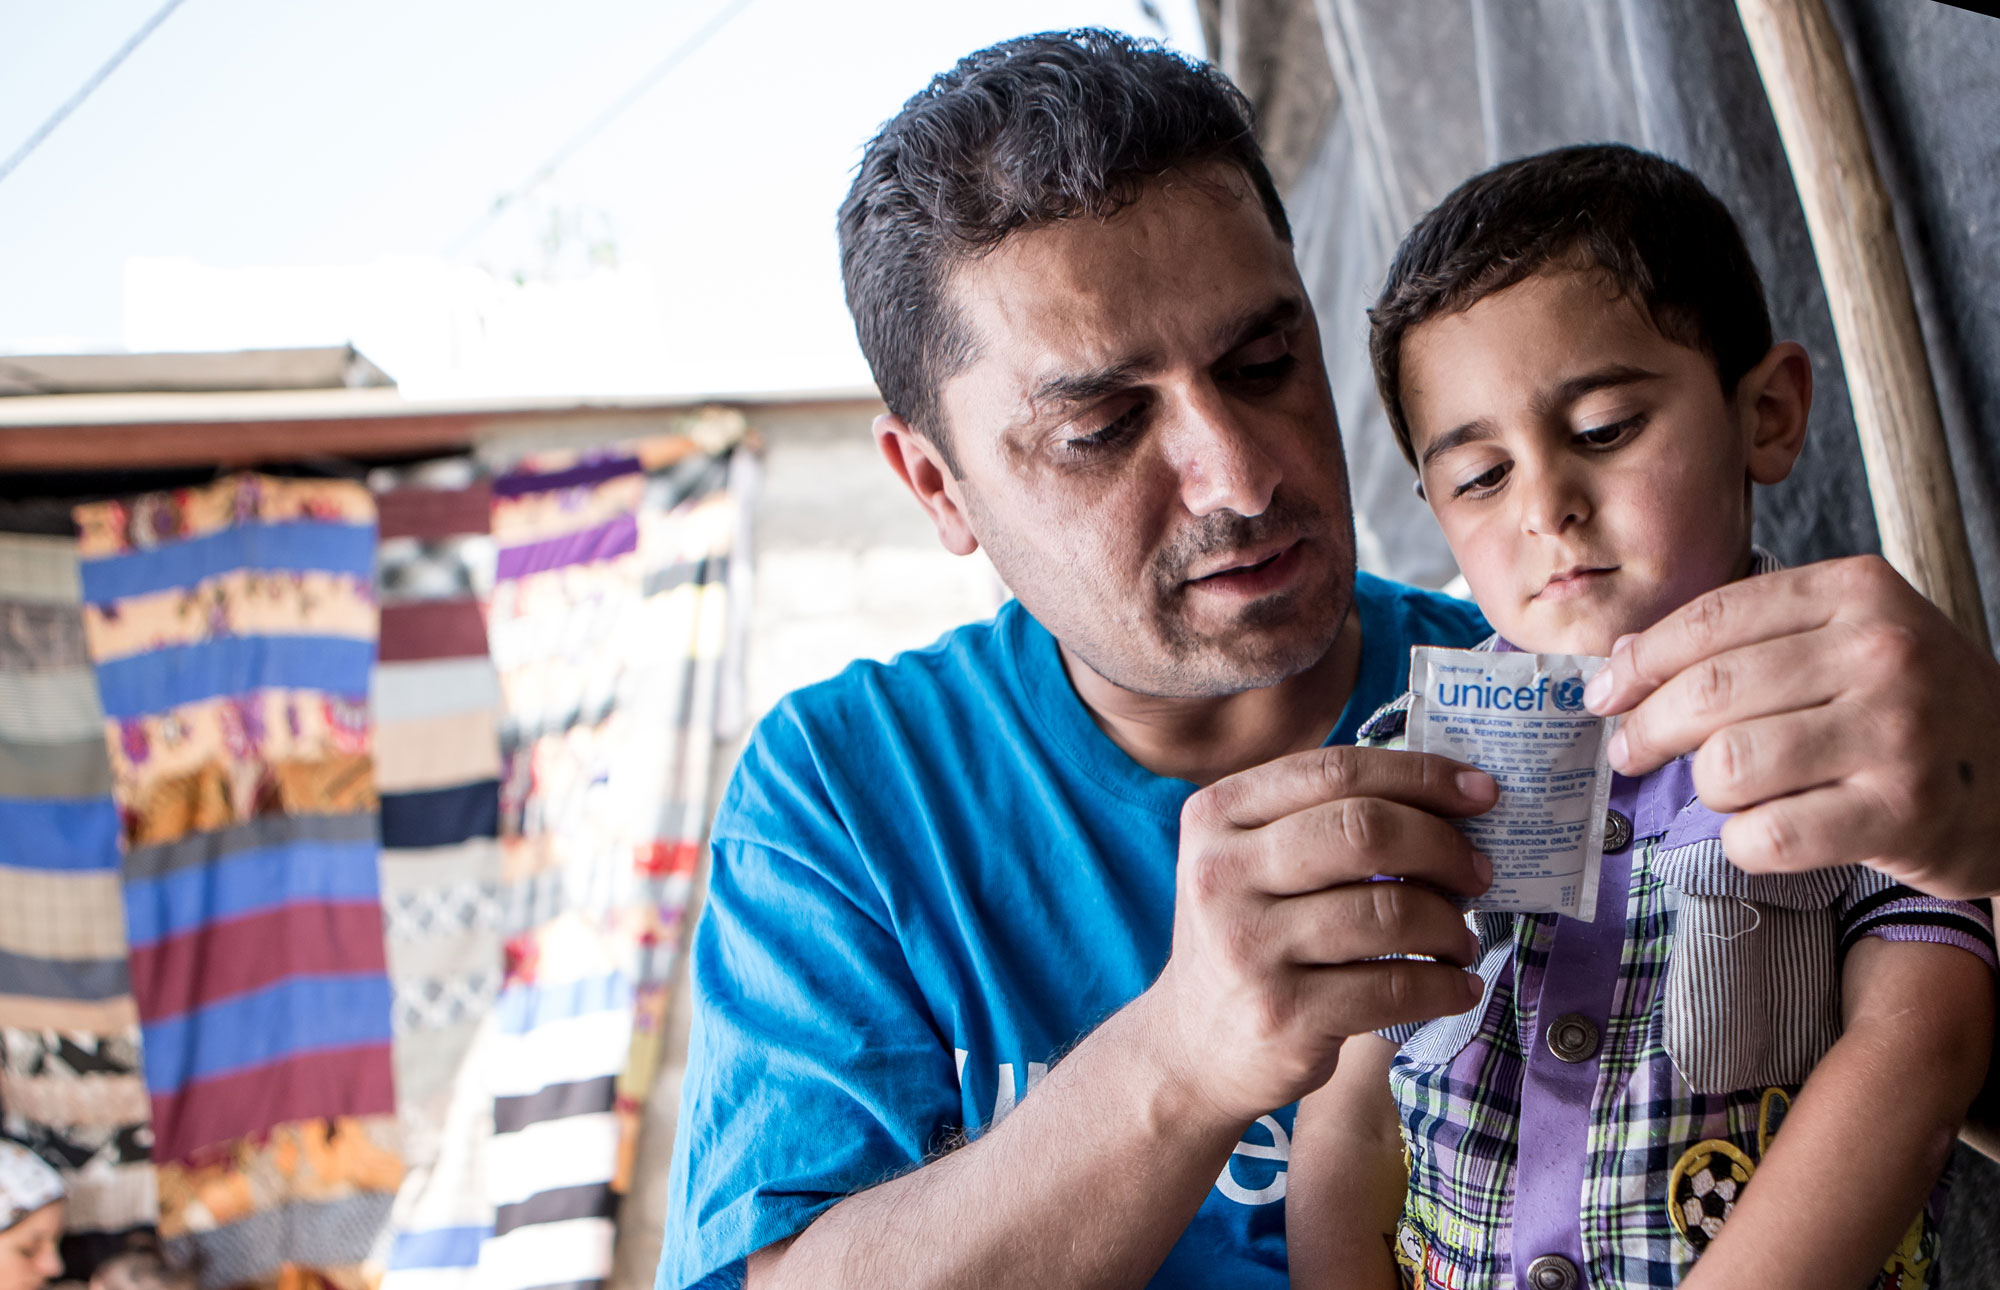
1407, 646, 1613, 920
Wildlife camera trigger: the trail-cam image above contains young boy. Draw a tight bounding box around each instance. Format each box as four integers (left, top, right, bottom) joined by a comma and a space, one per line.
1287, 145, 1996, 1290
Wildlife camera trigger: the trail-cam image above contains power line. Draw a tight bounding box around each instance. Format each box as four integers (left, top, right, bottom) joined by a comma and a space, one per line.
0, 0, 190, 187
447, 0, 759, 255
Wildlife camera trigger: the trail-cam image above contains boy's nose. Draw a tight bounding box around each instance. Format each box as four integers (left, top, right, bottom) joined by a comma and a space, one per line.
1169, 383, 1282, 519
1521, 463, 1591, 536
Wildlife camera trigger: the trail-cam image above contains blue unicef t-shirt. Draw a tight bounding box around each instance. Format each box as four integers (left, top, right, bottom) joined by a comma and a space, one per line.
658, 573, 1487, 1289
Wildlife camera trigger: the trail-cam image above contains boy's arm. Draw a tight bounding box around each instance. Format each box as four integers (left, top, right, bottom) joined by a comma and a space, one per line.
1287, 1034, 1405, 1290
1681, 938, 1995, 1290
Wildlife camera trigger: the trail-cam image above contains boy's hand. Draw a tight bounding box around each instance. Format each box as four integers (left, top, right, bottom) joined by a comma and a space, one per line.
1583, 555, 2000, 900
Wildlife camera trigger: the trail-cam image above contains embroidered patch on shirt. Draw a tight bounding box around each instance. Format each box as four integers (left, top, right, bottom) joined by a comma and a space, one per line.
1668, 1138, 1755, 1250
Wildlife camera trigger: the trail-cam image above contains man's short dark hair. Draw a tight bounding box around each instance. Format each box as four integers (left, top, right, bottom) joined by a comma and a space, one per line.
1369, 143, 1774, 466
838, 28, 1290, 472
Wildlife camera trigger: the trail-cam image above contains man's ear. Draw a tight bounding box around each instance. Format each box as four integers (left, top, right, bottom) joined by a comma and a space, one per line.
874, 413, 979, 556
1737, 341, 1813, 486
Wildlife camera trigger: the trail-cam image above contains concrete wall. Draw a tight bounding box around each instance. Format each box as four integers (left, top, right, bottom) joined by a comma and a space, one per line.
740, 400, 1010, 720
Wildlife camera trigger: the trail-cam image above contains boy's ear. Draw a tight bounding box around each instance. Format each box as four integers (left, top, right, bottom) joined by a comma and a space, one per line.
1737, 341, 1813, 486
874, 413, 980, 556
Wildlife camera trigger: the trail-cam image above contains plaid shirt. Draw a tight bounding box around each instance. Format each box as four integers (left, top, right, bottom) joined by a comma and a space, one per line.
1363, 623, 1996, 1289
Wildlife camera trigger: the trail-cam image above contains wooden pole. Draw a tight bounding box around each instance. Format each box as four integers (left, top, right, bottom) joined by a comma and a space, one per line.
1735, 0, 1999, 1163
1734, 0, 1990, 652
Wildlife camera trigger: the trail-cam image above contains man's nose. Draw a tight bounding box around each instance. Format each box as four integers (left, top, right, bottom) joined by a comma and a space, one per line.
1168, 385, 1282, 518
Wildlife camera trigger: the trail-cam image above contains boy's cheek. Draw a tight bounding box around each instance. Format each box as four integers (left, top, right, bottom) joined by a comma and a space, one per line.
1437, 513, 1512, 597
1453, 545, 1528, 636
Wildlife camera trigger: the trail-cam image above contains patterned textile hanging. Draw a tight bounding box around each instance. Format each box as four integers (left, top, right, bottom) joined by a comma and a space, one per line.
381, 411, 752, 1290
0, 524, 158, 1281
3, 420, 754, 1290
369, 460, 506, 1290
73, 476, 403, 1290
368, 459, 504, 1169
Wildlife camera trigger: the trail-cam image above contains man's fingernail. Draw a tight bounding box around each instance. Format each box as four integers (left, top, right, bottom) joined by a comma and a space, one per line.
1461, 970, 1484, 1004
1583, 670, 1612, 710
1470, 849, 1493, 885
1611, 633, 1634, 658
1607, 728, 1628, 768
1464, 927, 1483, 962
1457, 770, 1495, 801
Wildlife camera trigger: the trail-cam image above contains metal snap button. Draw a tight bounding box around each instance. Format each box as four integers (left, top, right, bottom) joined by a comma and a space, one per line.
1546, 1012, 1600, 1064
1603, 807, 1632, 853
1525, 1253, 1580, 1290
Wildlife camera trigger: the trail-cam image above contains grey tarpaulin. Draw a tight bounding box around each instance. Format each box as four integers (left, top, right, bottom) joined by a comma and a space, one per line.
1208, 0, 2000, 1280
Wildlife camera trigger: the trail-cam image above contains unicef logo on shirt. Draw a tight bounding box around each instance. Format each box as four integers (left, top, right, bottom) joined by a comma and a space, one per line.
1553, 676, 1588, 712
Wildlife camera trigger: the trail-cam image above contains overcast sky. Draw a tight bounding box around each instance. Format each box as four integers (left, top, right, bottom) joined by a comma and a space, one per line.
0, 0, 1204, 396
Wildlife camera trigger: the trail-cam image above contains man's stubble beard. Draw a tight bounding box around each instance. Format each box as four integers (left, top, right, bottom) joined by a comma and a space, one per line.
966, 484, 1359, 701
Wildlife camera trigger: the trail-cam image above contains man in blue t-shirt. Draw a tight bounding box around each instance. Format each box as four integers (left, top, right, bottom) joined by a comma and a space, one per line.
661, 30, 2000, 1290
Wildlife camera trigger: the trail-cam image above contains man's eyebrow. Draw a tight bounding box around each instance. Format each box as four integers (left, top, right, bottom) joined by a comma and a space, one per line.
1418, 420, 1497, 469
1027, 356, 1156, 413
1211, 295, 1307, 352
1538, 363, 1663, 414
1020, 295, 1308, 421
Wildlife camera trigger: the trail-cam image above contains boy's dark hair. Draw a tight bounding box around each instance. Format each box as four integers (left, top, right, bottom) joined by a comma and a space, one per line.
1369, 143, 1774, 466
838, 28, 1289, 473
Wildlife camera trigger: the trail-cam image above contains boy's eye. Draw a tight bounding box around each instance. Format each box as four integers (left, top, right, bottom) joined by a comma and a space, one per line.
1576, 414, 1645, 448
1451, 461, 1511, 498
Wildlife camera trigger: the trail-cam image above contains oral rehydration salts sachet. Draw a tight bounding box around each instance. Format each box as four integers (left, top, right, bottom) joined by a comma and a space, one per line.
1406, 646, 1614, 920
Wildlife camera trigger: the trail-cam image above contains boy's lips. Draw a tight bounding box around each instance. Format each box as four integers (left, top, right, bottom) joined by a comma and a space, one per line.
1535, 564, 1618, 600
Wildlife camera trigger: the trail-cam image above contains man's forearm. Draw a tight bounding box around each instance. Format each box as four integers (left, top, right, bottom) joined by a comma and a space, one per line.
747, 990, 1251, 1290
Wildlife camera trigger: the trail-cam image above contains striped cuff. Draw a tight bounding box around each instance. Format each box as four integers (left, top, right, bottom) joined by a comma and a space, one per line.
1377, 1020, 1423, 1046
1840, 886, 1997, 972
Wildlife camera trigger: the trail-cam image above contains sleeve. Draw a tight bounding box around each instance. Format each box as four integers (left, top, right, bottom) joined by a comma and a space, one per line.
1837, 870, 1998, 973
654, 742, 961, 1290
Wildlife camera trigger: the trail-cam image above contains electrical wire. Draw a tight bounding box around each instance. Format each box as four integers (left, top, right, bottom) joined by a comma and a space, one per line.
447, 0, 760, 255
0, 0, 190, 187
